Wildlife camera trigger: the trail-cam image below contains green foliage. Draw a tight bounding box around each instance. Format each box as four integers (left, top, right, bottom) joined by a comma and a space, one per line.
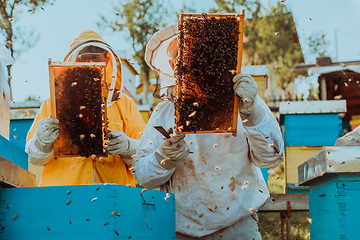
259, 211, 310, 240
0, 0, 53, 100
211, 1, 305, 91
259, 166, 310, 239
210, 0, 261, 18
98, 0, 170, 104
306, 32, 329, 59
0, 0, 51, 58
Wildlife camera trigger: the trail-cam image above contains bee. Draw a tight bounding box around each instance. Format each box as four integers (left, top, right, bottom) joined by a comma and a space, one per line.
111, 211, 120, 217
188, 111, 196, 117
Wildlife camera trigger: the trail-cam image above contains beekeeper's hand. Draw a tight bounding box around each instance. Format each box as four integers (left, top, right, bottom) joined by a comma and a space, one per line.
155, 132, 190, 170
107, 130, 137, 164
34, 118, 60, 153
233, 73, 265, 126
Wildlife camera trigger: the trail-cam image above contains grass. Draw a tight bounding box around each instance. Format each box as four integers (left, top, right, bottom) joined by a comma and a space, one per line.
258, 161, 311, 239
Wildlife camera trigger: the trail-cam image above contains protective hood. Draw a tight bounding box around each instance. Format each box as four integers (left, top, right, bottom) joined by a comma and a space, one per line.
64, 29, 123, 102
145, 25, 178, 95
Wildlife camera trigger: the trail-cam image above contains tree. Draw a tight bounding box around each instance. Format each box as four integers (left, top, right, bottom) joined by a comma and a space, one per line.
306, 32, 329, 60
98, 0, 170, 105
211, 1, 305, 92
0, 0, 52, 100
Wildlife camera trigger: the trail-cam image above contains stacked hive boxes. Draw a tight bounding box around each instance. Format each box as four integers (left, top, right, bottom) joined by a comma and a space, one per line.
279, 100, 346, 193
298, 147, 360, 240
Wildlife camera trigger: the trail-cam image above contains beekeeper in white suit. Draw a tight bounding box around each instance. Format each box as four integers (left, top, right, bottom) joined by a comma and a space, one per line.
133, 25, 284, 239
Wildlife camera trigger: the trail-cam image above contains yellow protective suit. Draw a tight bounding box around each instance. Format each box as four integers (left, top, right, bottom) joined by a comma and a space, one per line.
26, 30, 145, 187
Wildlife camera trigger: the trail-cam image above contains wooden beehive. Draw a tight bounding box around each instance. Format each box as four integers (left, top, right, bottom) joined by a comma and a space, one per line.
298, 147, 360, 239
279, 100, 346, 147
175, 11, 245, 136
48, 60, 108, 158
285, 146, 326, 189
0, 185, 175, 239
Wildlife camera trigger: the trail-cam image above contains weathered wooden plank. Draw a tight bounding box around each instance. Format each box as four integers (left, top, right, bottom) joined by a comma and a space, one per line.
0, 156, 35, 188
259, 193, 309, 212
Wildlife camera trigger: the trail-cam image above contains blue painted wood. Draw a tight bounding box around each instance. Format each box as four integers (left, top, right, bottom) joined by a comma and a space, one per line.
0, 184, 175, 239
308, 173, 360, 240
283, 114, 342, 147
9, 119, 34, 150
285, 184, 309, 194
0, 135, 28, 170
260, 168, 268, 185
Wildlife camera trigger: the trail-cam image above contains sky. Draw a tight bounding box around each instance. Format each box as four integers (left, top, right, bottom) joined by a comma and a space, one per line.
5, 0, 360, 102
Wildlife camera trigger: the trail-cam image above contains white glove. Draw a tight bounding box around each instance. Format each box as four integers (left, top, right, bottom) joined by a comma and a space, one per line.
233, 73, 265, 126
107, 130, 137, 163
34, 117, 60, 153
155, 133, 190, 170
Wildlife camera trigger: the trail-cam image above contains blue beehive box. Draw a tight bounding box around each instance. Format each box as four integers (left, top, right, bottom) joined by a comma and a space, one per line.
0, 135, 28, 170
279, 100, 346, 147
0, 184, 175, 239
9, 100, 41, 150
298, 147, 360, 240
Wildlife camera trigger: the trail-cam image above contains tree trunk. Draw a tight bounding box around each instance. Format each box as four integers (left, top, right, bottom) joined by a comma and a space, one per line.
7, 65, 12, 102
6, 26, 14, 101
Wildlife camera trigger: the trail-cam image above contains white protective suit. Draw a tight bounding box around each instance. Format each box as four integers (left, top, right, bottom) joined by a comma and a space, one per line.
134, 25, 284, 238
134, 97, 283, 237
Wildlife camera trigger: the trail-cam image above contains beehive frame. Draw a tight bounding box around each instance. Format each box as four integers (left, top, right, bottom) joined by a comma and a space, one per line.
49, 59, 108, 158
175, 10, 245, 136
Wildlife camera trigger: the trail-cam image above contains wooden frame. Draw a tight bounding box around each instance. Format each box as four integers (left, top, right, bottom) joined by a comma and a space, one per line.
48, 59, 108, 158
175, 10, 245, 136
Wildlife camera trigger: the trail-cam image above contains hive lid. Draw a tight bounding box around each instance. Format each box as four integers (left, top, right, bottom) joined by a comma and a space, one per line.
279, 100, 346, 115
298, 147, 360, 186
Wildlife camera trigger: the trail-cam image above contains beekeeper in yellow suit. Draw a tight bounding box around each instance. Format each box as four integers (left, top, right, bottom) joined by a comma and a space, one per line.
25, 30, 146, 186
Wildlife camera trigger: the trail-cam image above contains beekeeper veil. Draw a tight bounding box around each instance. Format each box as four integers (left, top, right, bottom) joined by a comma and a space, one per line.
145, 25, 178, 101
63, 30, 123, 103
